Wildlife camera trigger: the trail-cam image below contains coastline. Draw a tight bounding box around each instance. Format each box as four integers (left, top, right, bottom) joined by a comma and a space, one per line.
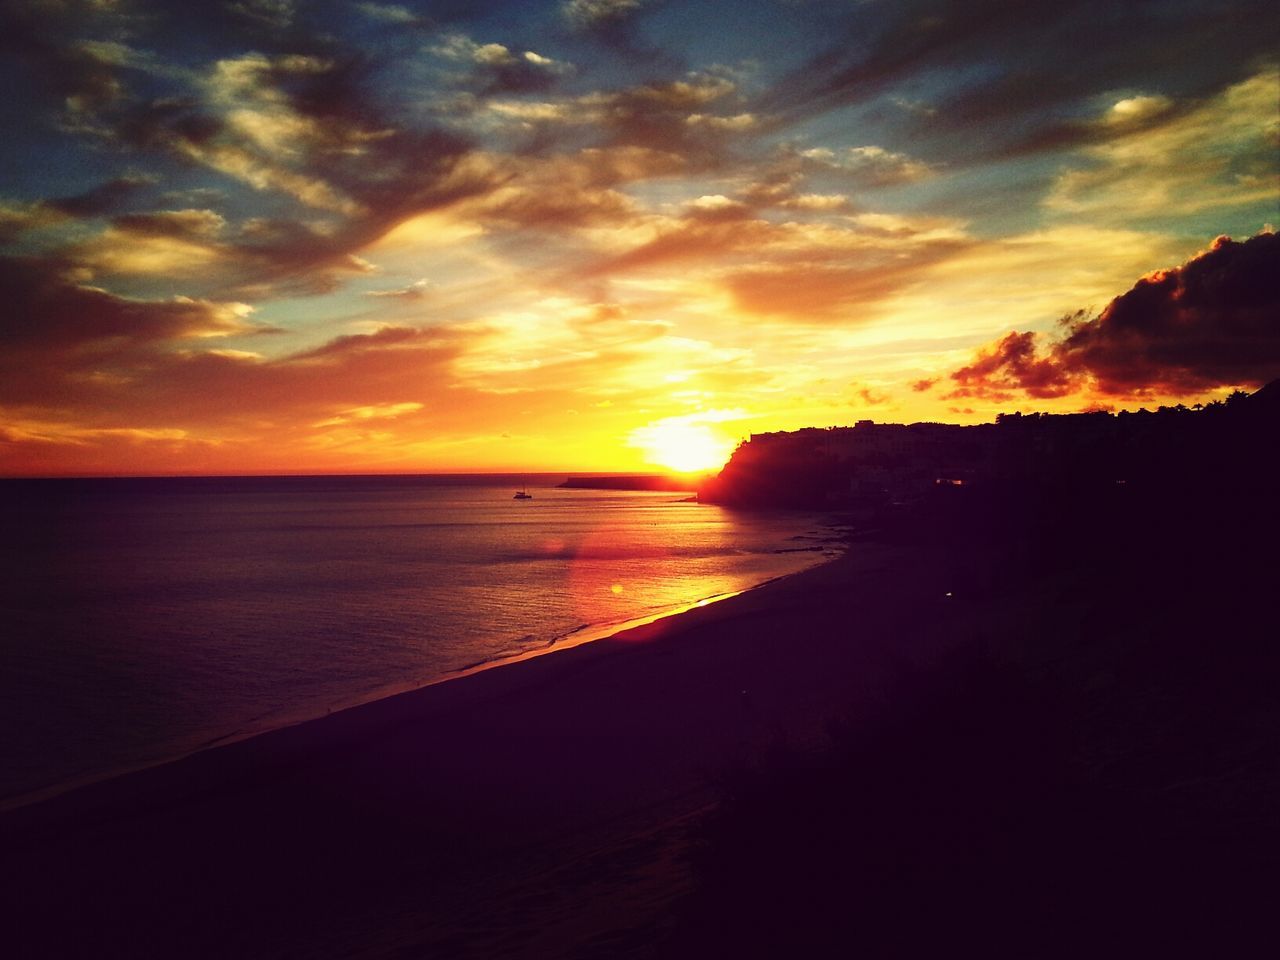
2, 533, 917, 955
0, 543, 836, 817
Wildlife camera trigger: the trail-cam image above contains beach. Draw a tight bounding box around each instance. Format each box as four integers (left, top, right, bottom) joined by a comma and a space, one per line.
0, 535, 949, 956
3, 500, 1275, 958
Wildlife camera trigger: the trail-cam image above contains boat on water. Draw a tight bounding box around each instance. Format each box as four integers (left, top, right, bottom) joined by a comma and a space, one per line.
513, 482, 533, 500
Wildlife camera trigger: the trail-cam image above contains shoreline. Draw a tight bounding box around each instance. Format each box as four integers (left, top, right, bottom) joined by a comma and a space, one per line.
0, 544, 839, 817
2, 529, 945, 957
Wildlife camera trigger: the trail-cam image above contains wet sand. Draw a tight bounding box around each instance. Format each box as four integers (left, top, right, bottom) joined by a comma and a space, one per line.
0, 535, 986, 958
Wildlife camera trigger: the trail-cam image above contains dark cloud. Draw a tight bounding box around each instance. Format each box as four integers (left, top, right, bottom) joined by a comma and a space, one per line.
114, 96, 224, 153
760, 0, 1044, 121
760, 0, 1280, 159
46, 175, 157, 218
562, 0, 649, 31
0, 2, 131, 116
0, 254, 254, 406
480, 58, 567, 97
559, 0, 672, 63
993, 95, 1188, 158
354, 3, 431, 28
0, 255, 249, 356
1059, 232, 1280, 393
112, 209, 226, 240
225, 0, 297, 30
0, 253, 473, 431
947, 232, 1280, 399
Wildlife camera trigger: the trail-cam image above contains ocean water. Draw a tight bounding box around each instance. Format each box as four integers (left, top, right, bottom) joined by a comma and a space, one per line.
0, 475, 835, 807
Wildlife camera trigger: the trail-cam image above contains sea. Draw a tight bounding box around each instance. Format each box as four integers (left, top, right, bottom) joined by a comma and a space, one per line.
0, 475, 836, 809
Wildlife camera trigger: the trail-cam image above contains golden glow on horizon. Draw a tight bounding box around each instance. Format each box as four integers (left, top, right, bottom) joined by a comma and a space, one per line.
631, 419, 737, 473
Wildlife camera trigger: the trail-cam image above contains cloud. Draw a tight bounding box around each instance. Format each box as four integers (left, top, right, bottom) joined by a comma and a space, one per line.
559, 75, 747, 158
759, 0, 1044, 121
0, 2, 133, 118
313, 401, 424, 427
736, 144, 932, 213
60, 49, 495, 294
760, 1, 1280, 162
477, 181, 638, 229
0, 203, 65, 245
1056, 232, 1280, 393
468, 73, 746, 156
725, 249, 965, 321
0, 280, 477, 440
0, 255, 257, 412
366, 279, 434, 300
435, 148, 661, 233
431, 34, 572, 96
778, 193, 852, 212
948, 330, 1080, 401
1101, 95, 1175, 127
852, 383, 890, 406
0, 13, 499, 293
1, 255, 252, 355
45, 174, 158, 218
112, 208, 228, 240
1045, 69, 1279, 221
226, 0, 296, 30
799, 145, 935, 187
683, 195, 752, 221
562, 0, 648, 30
354, 3, 425, 26
575, 204, 972, 323
946, 232, 1280, 399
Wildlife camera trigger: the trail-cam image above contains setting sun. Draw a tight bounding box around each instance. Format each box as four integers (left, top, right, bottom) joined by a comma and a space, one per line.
631, 420, 737, 474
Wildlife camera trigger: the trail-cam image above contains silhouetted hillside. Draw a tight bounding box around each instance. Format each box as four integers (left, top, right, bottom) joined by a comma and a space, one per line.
700, 381, 1280, 510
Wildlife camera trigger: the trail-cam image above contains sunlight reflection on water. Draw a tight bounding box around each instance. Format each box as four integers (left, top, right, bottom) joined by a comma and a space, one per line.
0, 476, 834, 805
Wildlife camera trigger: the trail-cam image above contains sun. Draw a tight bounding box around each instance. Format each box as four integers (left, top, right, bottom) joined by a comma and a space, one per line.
632, 420, 736, 473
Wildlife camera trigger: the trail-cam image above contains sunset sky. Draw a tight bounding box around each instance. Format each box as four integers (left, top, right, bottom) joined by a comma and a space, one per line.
2, 0, 1277, 475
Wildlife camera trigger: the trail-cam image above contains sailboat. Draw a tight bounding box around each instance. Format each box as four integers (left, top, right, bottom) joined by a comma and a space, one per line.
513, 478, 533, 500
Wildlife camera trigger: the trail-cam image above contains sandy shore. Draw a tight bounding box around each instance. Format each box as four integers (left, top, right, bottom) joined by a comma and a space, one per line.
0, 535, 985, 958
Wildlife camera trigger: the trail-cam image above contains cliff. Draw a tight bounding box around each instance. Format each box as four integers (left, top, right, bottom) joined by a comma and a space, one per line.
699, 382, 1280, 510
